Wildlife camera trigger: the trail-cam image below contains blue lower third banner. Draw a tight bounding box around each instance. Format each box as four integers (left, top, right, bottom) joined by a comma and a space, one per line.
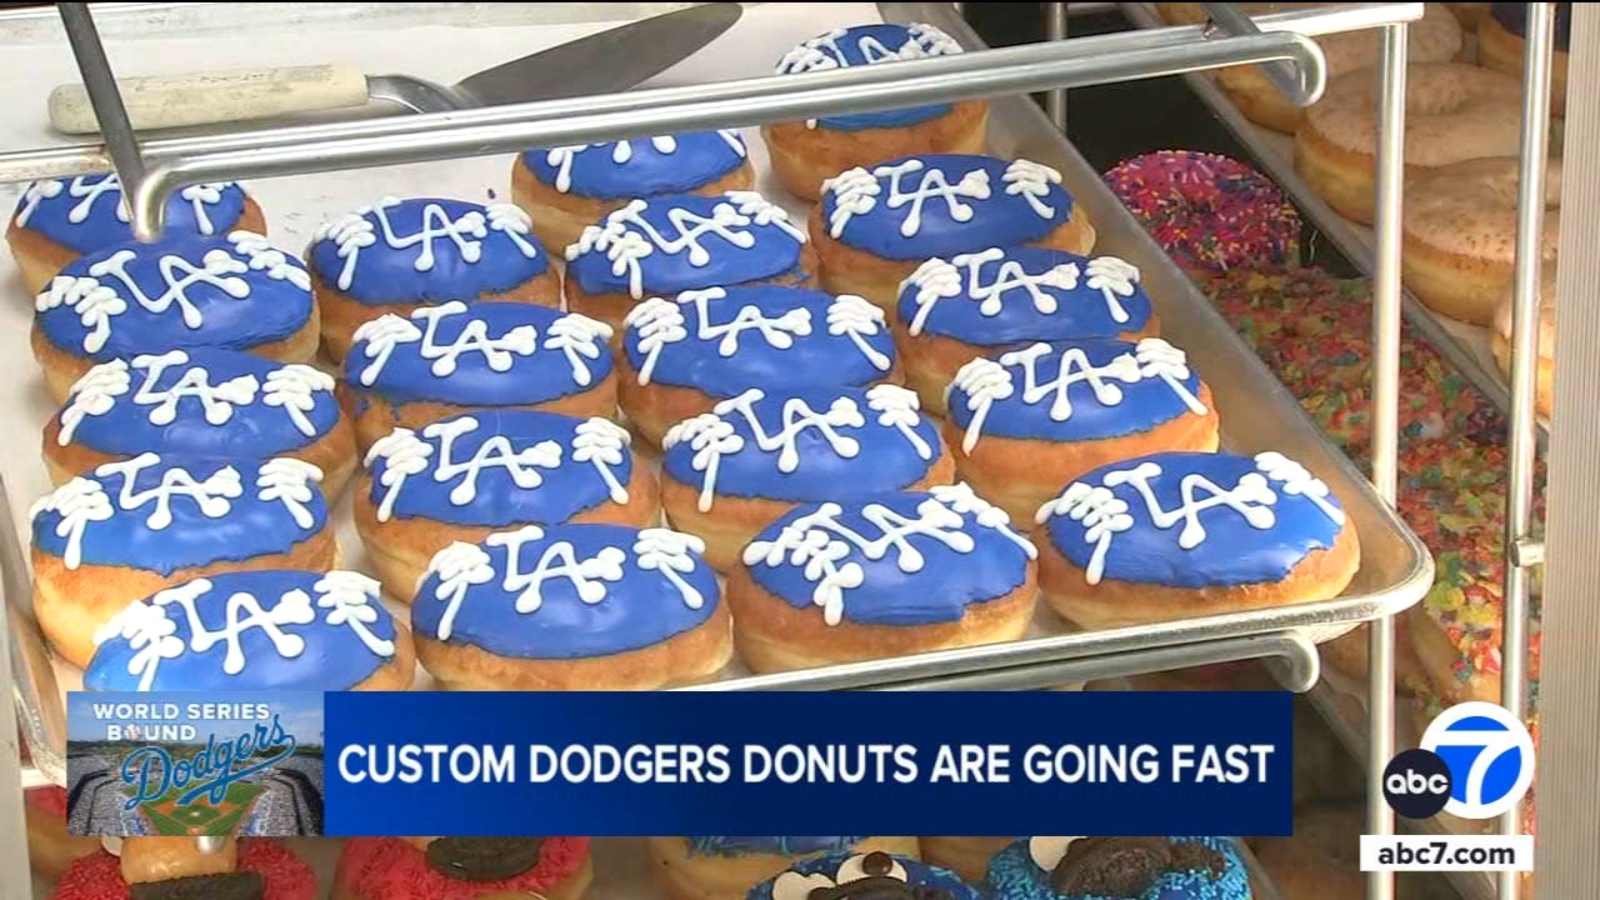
322, 690, 1292, 837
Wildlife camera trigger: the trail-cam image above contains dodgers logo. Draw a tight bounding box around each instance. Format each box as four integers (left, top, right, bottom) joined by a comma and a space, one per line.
1419, 701, 1536, 820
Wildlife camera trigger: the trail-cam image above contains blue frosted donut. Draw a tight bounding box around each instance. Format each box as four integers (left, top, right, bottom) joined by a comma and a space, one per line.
749, 851, 981, 900
308, 196, 548, 305
11, 174, 251, 254
564, 191, 810, 300
774, 24, 965, 131
362, 411, 638, 528
987, 837, 1252, 900
661, 385, 942, 506
900, 246, 1155, 344
1036, 451, 1350, 589
686, 838, 871, 857
523, 131, 750, 199
820, 155, 1077, 261
346, 300, 615, 407
622, 286, 896, 398
34, 231, 313, 362
85, 570, 403, 692
742, 484, 1036, 627
411, 523, 719, 659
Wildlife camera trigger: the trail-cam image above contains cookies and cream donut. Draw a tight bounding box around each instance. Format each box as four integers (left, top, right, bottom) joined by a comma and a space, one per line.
1491, 268, 1557, 420
660, 384, 954, 572
1479, 3, 1570, 116
919, 838, 1014, 886
763, 23, 987, 201
334, 837, 592, 900
897, 246, 1159, 414
513, 131, 757, 250
31, 230, 316, 403
345, 300, 617, 453
563, 190, 816, 338
1402, 156, 1561, 326
732, 483, 1037, 673
44, 348, 357, 497
307, 196, 557, 361
812, 154, 1095, 313
1034, 451, 1360, 630
85, 570, 413, 691
987, 836, 1252, 900
647, 837, 921, 900
54, 838, 315, 900
29, 454, 335, 668
411, 523, 731, 689
619, 285, 900, 446
1295, 63, 1524, 224
7, 174, 263, 293
947, 338, 1219, 527
751, 850, 982, 900
356, 410, 660, 600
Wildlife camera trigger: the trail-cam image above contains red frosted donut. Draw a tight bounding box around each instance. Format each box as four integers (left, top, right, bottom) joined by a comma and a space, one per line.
52, 841, 315, 900
1104, 150, 1300, 275
335, 837, 592, 900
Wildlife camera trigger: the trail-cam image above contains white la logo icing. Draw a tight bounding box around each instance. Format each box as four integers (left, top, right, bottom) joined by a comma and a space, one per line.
743, 483, 1034, 626
541, 131, 746, 192
16, 174, 234, 232
91, 571, 393, 690
351, 302, 613, 389
904, 249, 1143, 336
824, 158, 1064, 240
422, 526, 706, 641
771, 855, 912, 900
316, 197, 539, 291
775, 23, 963, 128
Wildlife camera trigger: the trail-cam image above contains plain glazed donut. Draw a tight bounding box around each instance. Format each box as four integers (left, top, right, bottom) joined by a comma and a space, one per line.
1491, 267, 1558, 420
1445, 3, 1490, 29
1295, 63, 1524, 224
1478, 3, 1570, 116
1401, 156, 1561, 326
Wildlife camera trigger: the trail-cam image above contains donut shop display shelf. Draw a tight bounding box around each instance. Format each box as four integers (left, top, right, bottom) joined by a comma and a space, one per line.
0, 2, 1439, 897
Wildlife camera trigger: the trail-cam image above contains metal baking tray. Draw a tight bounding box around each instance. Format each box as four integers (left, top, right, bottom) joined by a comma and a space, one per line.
1118, 1, 1543, 439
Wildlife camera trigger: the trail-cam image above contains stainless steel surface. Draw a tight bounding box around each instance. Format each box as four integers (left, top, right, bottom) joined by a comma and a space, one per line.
1, 476, 64, 790
55, 4, 145, 190
1201, 2, 1321, 106
1046, 2, 1068, 131
0, 479, 30, 896
1511, 537, 1545, 568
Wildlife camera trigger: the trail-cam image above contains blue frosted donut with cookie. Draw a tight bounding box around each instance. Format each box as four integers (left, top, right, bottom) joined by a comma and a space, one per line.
749, 850, 981, 900
29, 453, 336, 668
988, 836, 1252, 900
355, 410, 659, 600
344, 299, 617, 452
85, 569, 415, 692
31, 230, 316, 402
619, 285, 899, 445
649, 836, 924, 900
411, 523, 731, 690
44, 347, 357, 497
306, 195, 559, 361
513, 131, 757, 251
1034, 450, 1361, 630
732, 483, 1037, 673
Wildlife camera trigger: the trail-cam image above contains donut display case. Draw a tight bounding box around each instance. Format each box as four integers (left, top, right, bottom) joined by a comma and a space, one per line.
0, 2, 1587, 899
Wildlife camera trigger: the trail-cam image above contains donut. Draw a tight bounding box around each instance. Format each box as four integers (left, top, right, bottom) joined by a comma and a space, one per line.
1250, 804, 1361, 900
988, 836, 1252, 900
1159, 4, 1463, 134
751, 851, 982, 900
411, 523, 731, 689
563, 191, 816, 339
1295, 63, 1524, 224
84, 570, 413, 691
659, 384, 954, 573
53, 839, 315, 900
1479, 3, 1571, 116
26, 787, 99, 887
647, 837, 920, 900
1101, 151, 1301, 275
29, 454, 336, 668
731, 483, 1037, 673
1318, 620, 1431, 693
762, 24, 988, 201
946, 338, 1220, 528
812, 154, 1096, 314
918, 838, 1014, 886
512, 131, 757, 250
1033, 451, 1360, 630
356, 410, 660, 600
344, 300, 617, 454
1446, 2, 1490, 28
44, 348, 357, 498
336, 837, 592, 900
896, 247, 1160, 415
306, 197, 558, 362
1491, 267, 1557, 419
619, 285, 901, 447
7, 174, 264, 293
31, 231, 316, 403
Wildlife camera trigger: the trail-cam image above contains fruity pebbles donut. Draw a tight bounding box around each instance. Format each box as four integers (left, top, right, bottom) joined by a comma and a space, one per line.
334, 837, 592, 900
988, 836, 1252, 900
752, 850, 982, 900
647, 837, 921, 900
1104, 150, 1300, 275
54, 838, 315, 900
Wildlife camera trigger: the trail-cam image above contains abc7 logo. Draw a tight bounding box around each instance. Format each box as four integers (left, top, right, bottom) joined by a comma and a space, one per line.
1384, 701, 1536, 820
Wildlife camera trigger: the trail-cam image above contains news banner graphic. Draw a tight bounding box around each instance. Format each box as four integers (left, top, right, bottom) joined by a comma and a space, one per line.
66, 692, 324, 838
1361, 701, 1537, 873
